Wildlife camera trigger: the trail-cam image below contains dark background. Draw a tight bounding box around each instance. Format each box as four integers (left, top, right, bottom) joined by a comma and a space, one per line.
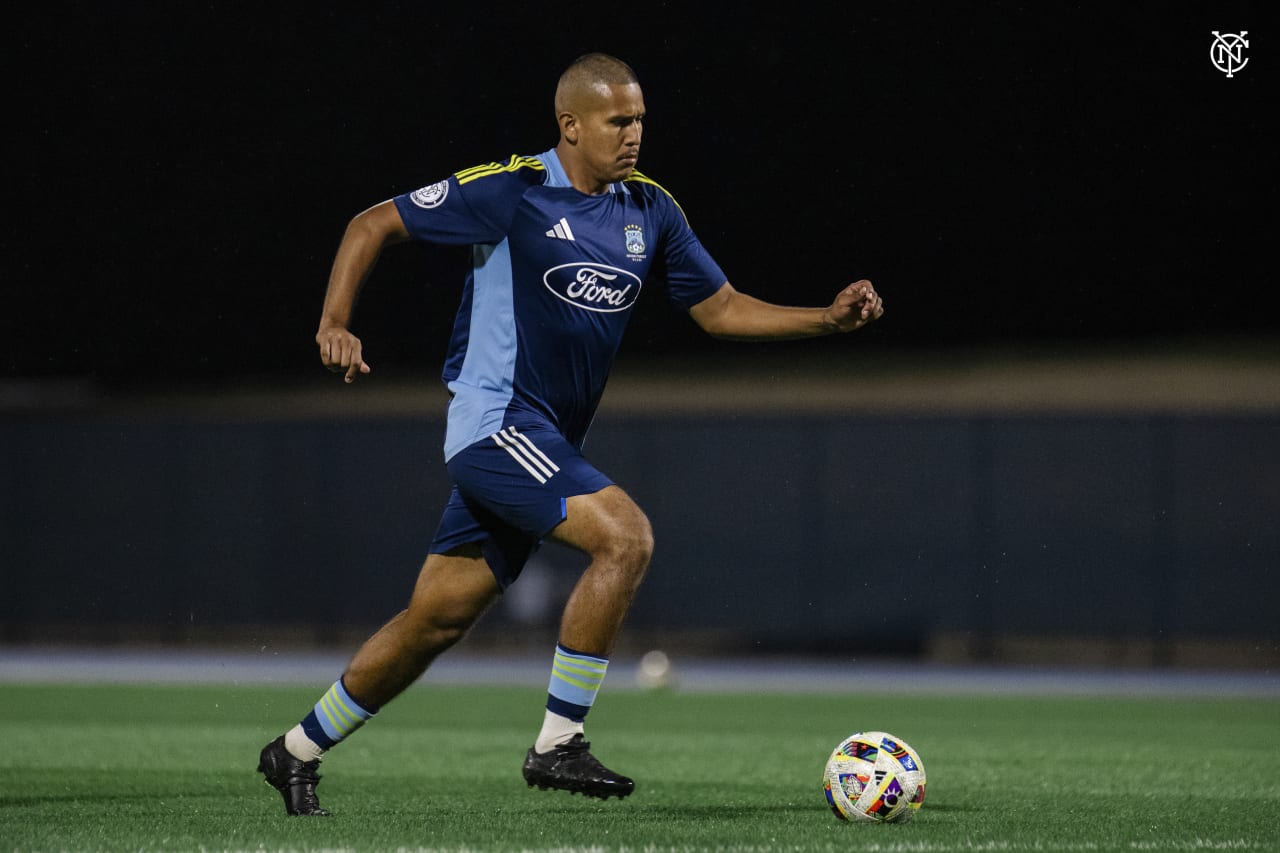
2, 3, 1276, 662
5, 1, 1271, 392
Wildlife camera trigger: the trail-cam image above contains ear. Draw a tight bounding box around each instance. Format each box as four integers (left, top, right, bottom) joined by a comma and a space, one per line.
558, 111, 578, 144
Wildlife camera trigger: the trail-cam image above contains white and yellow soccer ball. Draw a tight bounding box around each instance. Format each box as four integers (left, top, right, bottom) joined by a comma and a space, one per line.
823, 731, 927, 823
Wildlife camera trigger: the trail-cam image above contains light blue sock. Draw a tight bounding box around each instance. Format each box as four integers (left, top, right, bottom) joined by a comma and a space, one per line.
545, 644, 609, 722
297, 678, 375, 751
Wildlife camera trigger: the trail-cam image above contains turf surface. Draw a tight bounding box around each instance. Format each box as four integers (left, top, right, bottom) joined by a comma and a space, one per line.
1, 681, 1277, 851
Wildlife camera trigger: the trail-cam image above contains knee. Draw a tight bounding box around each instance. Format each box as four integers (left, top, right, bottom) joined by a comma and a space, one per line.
404, 595, 487, 652
407, 608, 473, 653
562, 486, 655, 580
633, 515, 655, 567
430, 609, 473, 643
600, 512, 654, 577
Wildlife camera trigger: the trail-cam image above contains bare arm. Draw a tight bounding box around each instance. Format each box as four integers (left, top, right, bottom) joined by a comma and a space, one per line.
687, 280, 884, 341
315, 200, 410, 382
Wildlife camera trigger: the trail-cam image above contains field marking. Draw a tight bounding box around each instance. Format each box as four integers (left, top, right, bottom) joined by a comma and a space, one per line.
1, 647, 1278, 698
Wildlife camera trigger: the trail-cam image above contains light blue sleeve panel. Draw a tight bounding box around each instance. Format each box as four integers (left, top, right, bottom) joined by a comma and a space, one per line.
388, 156, 550, 461
443, 240, 517, 460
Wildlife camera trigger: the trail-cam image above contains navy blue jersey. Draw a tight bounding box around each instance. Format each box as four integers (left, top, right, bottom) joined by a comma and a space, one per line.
393, 148, 727, 460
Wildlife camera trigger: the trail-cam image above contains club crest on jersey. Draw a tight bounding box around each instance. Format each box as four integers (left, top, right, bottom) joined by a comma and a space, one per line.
624, 224, 646, 258
544, 263, 642, 313
409, 180, 449, 208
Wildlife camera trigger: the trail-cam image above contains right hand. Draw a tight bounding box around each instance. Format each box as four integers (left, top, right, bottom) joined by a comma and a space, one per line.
821, 280, 884, 333
316, 324, 371, 384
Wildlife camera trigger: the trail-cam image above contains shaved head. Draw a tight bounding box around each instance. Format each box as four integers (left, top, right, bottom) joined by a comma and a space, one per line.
553, 53, 645, 194
555, 53, 640, 115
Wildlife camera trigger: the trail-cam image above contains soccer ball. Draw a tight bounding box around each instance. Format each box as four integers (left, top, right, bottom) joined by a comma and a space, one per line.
823, 731, 927, 823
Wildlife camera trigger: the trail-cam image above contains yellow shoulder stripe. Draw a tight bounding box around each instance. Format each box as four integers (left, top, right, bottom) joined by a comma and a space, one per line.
625, 170, 688, 221
455, 155, 545, 185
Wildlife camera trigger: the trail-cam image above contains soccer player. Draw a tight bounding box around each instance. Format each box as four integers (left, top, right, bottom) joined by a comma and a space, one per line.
258, 52, 884, 816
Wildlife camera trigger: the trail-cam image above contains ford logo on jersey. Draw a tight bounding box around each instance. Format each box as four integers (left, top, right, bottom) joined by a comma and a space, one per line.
543, 263, 643, 313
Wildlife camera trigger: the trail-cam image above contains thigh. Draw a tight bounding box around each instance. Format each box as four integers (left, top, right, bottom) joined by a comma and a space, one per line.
550, 484, 653, 557
406, 544, 502, 623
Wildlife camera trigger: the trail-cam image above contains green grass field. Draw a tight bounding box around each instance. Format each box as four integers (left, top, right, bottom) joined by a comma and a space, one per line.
1, 681, 1277, 852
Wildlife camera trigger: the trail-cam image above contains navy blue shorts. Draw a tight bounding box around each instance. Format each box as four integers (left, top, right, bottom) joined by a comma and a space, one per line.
429, 423, 613, 587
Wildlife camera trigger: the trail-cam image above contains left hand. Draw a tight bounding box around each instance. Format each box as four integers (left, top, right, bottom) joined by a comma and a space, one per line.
823, 280, 884, 332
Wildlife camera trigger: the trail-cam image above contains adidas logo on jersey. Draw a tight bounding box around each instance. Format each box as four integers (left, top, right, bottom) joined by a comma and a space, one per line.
545, 217, 576, 241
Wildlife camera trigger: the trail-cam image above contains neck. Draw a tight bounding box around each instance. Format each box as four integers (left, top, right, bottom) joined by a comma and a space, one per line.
555, 141, 610, 195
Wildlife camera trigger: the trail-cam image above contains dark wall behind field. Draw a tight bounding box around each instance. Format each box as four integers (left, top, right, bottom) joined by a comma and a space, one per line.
3, 391, 1276, 665
4, 2, 1272, 389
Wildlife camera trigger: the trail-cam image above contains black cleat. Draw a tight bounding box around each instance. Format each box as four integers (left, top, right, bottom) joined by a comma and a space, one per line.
522, 734, 635, 800
257, 735, 331, 816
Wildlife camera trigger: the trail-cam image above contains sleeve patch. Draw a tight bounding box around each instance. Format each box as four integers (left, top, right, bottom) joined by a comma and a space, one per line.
409, 181, 449, 208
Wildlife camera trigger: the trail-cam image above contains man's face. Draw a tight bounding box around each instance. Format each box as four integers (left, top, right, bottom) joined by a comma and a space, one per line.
570, 82, 645, 191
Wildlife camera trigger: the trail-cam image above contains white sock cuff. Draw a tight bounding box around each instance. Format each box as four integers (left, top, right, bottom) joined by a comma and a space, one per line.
284, 724, 326, 763
534, 709, 585, 754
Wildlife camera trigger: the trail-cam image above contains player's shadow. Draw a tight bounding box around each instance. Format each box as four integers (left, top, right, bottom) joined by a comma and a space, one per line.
637, 803, 814, 817
534, 801, 812, 819
635, 801, 975, 818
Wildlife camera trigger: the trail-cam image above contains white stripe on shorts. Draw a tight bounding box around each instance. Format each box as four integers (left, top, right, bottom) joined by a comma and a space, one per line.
505, 427, 561, 474
498, 428, 555, 479
491, 429, 554, 483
